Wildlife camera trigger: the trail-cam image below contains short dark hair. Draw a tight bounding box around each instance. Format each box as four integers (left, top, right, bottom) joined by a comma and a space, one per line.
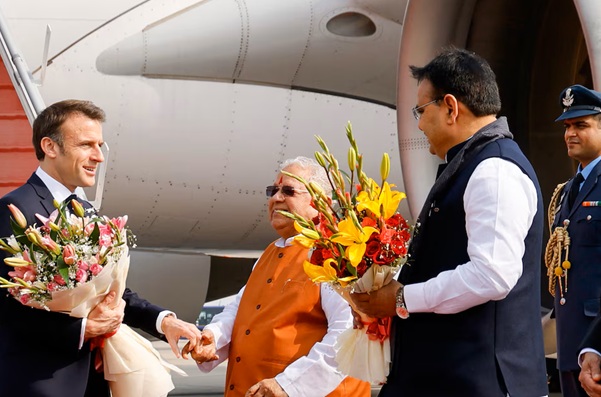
410, 47, 501, 117
32, 100, 106, 160
593, 113, 601, 128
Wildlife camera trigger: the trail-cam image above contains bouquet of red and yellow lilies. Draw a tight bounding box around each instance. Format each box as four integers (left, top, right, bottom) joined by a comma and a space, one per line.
279, 122, 411, 383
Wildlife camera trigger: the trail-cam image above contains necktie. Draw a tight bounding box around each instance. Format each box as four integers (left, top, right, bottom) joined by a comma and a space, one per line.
567, 173, 584, 210
63, 194, 78, 205
63, 194, 95, 212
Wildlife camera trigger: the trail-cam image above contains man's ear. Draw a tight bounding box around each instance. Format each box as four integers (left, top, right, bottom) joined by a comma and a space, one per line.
443, 94, 459, 123
40, 137, 59, 159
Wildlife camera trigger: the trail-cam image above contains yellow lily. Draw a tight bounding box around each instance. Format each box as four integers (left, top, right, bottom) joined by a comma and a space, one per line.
0, 276, 21, 288
0, 239, 18, 255
356, 181, 405, 220
303, 258, 338, 283
293, 221, 318, 249
379, 182, 406, 219
294, 234, 317, 249
7, 204, 27, 229
71, 199, 85, 218
4, 257, 32, 267
331, 218, 377, 267
356, 189, 380, 216
380, 152, 390, 182
303, 258, 357, 287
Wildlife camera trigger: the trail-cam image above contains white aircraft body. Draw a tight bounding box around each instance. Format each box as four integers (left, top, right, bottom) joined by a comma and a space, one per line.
0, 0, 406, 320
0, 0, 600, 323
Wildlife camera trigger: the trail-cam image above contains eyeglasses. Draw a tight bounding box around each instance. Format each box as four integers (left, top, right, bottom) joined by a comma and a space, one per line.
266, 185, 309, 198
412, 98, 442, 120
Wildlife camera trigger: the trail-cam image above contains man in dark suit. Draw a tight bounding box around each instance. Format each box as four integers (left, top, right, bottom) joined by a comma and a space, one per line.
547, 85, 601, 397
350, 48, 548, 396
0, 100, 202, 397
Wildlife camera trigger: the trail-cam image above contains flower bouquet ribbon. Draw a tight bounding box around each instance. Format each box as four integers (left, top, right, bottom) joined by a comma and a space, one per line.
279, 122, 411, 384
0, 200, 185, 397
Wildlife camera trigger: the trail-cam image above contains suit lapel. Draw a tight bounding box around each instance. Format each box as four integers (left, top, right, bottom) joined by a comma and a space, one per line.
568, 161, 601, 217
27, 173, 56, 217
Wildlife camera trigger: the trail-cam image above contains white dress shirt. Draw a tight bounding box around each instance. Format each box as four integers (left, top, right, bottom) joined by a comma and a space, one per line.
404, 157, 538, 314
199, 237, 353, 397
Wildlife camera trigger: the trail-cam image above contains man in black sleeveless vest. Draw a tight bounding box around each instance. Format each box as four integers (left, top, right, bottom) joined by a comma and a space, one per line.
352, 48, 548, 396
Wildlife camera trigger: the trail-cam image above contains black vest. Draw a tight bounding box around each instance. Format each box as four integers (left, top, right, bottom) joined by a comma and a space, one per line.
381, 138, 547, 397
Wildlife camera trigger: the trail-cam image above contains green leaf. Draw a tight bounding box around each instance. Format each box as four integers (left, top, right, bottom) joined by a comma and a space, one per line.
89, 223, 100, 244
345, 260, 357, 277
56, 256, 71, 288
56, 256, 67, 271
9, 218, 26, 235
49, 229, 59, 242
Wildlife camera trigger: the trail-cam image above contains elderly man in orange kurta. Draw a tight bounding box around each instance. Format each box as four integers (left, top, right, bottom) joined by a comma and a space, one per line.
185, 157, 370, 397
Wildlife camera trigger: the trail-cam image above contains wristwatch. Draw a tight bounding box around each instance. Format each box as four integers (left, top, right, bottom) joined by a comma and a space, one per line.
395, 284, 409, 319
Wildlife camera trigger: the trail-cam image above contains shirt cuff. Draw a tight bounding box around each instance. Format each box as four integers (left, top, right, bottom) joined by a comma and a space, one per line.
579, 348, 601, 367
156, 310, 176, 334
403, 283, 426, 313
79, 318, 87, 349
274, 373, 292, 396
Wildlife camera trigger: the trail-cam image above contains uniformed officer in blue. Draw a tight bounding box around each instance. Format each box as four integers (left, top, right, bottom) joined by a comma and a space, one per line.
547, 84, 601, 397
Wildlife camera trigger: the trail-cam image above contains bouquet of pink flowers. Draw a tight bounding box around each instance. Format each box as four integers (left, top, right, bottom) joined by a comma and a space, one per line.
280, 122, 411, 383
0, 199, 183, 397
0, 199, 131, 308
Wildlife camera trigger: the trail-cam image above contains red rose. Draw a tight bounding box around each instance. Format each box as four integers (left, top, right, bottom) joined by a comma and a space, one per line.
310, 248, 327, 265
399, 229, 411, 242
365, 240, 386, 264
391, 239, 408, 257
386, 213, 402, 228
356, 259, 368, 277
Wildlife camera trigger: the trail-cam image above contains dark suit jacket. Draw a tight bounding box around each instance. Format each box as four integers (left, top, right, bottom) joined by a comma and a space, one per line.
581, 310, 601, 354
554, 160, 601, 371
0, 173, 166, 397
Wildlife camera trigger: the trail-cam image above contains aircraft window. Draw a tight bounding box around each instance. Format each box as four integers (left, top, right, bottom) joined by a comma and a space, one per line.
326, 12, 376, 38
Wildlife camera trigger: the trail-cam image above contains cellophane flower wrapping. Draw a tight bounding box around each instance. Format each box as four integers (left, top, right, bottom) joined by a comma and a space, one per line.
279, 123, 411, 384
0, 200, 184, 397
332, 263, 401, 383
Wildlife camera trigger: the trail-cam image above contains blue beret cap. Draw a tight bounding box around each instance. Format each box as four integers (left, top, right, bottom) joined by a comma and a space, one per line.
556, 84, 601, 121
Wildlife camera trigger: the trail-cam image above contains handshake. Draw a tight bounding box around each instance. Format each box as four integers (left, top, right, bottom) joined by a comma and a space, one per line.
181, 329, 219, 364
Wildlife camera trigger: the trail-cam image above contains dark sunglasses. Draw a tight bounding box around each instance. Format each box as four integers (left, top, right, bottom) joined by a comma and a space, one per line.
266, 185, 309, 198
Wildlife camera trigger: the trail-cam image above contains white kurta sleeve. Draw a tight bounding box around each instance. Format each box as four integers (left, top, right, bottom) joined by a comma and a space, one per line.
274, 284, 351, 397
197, 285, 245, 372
404, 157, 538, 314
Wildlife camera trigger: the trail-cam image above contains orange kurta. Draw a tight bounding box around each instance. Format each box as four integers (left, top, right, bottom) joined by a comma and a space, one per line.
225, 242, 370, 397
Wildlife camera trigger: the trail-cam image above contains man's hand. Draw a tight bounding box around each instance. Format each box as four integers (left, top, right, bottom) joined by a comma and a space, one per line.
182, 329, 219, 363
579, 352, 601, 396
161, 314, 203, 358
350, 280, 399, 318
351, 308, 364, 330
85, 291, 125, 340
245, 378, 288, 397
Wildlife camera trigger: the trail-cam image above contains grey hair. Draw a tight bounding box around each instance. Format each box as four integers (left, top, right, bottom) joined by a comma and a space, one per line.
279, 156, 332, 196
